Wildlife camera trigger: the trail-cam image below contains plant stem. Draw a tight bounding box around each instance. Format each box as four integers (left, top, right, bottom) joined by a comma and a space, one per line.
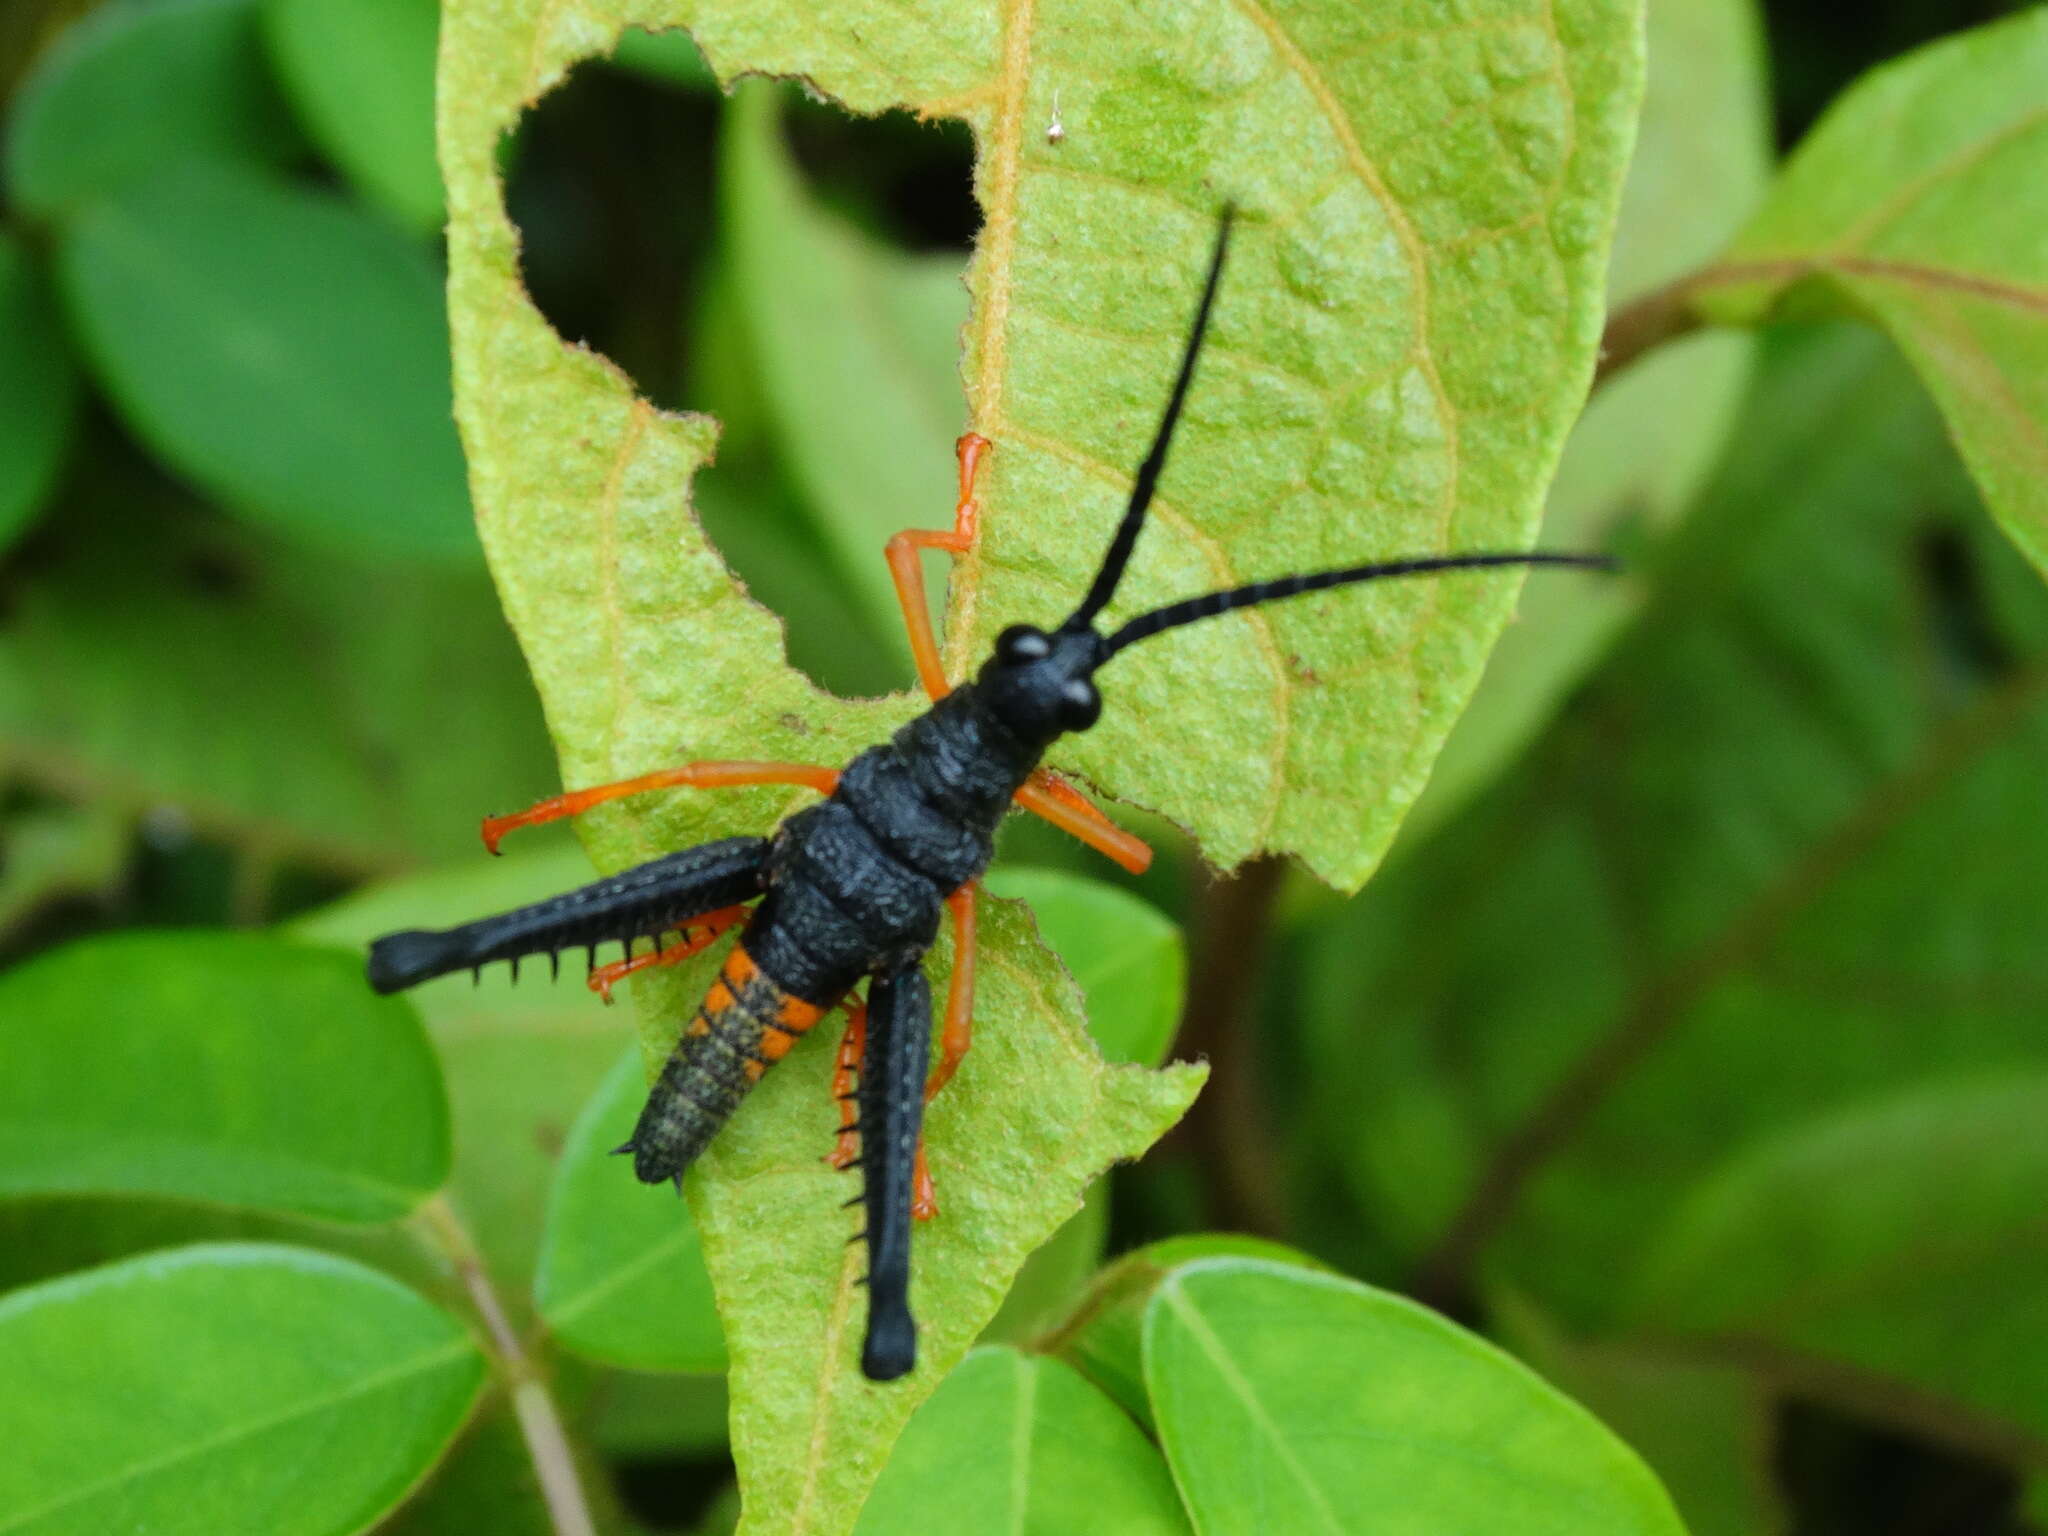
415, 1196, 597, 1536
1592, 270, 1716, 392
1170, 855, 1290, 1238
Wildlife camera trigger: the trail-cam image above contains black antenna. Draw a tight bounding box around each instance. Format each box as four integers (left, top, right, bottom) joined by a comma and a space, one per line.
1104, 551, 1616, 656
1064, 205, 1237, 633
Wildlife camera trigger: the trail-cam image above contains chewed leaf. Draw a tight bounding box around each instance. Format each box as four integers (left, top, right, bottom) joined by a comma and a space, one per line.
439, 2, 1639, 1530
443, 0, 1643, 889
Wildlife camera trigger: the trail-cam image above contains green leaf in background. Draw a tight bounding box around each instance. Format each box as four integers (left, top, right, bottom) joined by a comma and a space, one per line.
0, 802, 126, 944
2, 0, 297, 221
1302, 326, 2048, 1463
0, 483, 552, 874
57, 157, 476, 562
582, 1367, 730, 1460
1046, 1233, 1326, 1431
1145, 1259, 1687, 1535
609, 23, 717, 91
721, 81, 966, 675
983, 866, 1184, 1067
1697, 9, 2048, 579
536, 1042, 724, 1372
1622, 1073, 2048, 1456
293, 840, 628, 1303
1404, 0, 1770, 838
0, 1244, 484, 1536
0, 931, 449, 1222
376, 1395, 566, 1536
263, 0, 444, 233
0, 231, 78, 552
856, 1347, 1188, 1536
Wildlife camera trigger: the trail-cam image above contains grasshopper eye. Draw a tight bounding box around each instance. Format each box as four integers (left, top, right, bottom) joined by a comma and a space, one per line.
996, 625, 1052, 666
1058, 679, 1101, 730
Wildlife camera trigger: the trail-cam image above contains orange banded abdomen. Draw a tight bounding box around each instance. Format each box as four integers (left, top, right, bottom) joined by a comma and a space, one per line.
623, 940, 831, 1187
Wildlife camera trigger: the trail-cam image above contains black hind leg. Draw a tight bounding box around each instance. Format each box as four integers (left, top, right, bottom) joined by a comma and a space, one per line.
853, 961, 931, 1382
365, 836, 770, 993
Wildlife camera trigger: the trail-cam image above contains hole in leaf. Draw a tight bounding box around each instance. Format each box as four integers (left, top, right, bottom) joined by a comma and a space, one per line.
504, 37, 979, 701
504, 36, 720, 411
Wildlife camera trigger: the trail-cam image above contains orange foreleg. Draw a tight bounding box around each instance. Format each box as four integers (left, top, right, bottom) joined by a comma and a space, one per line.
482, 761, 840, 853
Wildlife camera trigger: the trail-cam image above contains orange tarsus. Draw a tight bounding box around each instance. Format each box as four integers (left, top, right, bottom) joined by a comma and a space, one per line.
585, 905, 749, 1003
480, 761, 840, 853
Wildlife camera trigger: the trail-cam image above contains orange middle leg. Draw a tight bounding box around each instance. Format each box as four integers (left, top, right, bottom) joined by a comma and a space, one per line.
482, 761, 840, 854
827, 996, 868, 1171
585, 904, 750, 1003
886, 434, 1153, 875
825, 996, 936, 1220
925, 883, 978, 1105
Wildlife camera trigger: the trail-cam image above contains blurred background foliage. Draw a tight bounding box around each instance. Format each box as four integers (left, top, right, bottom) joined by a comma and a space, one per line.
1, 0, 2044, 1533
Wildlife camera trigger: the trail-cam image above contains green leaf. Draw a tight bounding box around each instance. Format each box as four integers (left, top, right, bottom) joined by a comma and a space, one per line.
263, 0, 444, 232
1622, 1074, 2048, 1455
0, 1243, 485, 1536
1299, 325, 2048, 1437
0, 231, 79, 552
1405, 0, 1770, 837
57, 157, 476, 562
856, 1347, 1188, 1535
0, 931, 449, 1222
3, 0, 297, 221
1046, 1233, 1326, 1430
294, 841, 630, 1303
0, 483, 553, 873
722, 81, 965, 675
440, 4, 1639, 1528
984, 866, 1184, 1067
1144, 1259, 1687, 1535
537, 1043, 725, 1372
1697, 10, 2048, 579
